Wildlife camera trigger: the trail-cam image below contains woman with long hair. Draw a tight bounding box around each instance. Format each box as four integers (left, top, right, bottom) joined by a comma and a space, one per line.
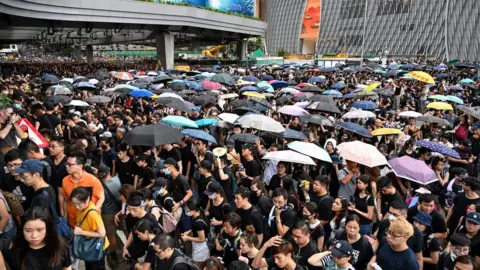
181, 198, 210, 268
337, 214, 374, 270
0, 207, 71, 270
348, 175, 375, 235
302, 202, 325, 251
239, 225, 267, 270
70, 187, 108, 270
329, 196, 348, 244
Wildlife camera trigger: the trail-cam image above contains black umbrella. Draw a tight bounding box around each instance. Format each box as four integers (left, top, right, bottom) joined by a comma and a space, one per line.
86, 95, 112, 104
166, 99, 192, 112
288, 80, 297, 85
306, 101, 341, 114
229, 99, 254, 108
193, 95, 216, 106
186, 71, 201, 76
416, 116, 451, 127
232, 106, 260, 115
309, 95, 334, 103
170, 81, 187, 91
154, 88, 173, 94
124, 124, 183, 146
179, 90, 197, 96
114, 88, 133, 95
301, 85, 323, 93
293, 93, 314, 101
250, 98, 273, 110
46, 95, 72, 105
276, 95, 292, 106
228, 133, 264, 144
167, 70, 185, 76
42, 77, 59, 85
157, 97, 180, 106
211, 73, 236, 86
457, 105, 480, 119
301, 115, 334, 127
131, 83, 148, 89
73, 77, 89, 84
153, 75, 173, 84
262, 75, 274, 81
93, 70, 109, 79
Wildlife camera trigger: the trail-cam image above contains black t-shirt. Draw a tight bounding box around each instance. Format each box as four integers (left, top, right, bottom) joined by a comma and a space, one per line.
236, 206, 264, 235
377, 219, 424, 254
192, 216, 209, 237
380, 190, 403, 215
0, 239, 71, 270
269, 174, 285, 191
310, 223, 326, 247
198, 176, 215, 207
0, 173, 34, 210
244, 159, 261, 178
309, 193, 333, 222
160, 147, 182, 163
208, 199, 232, 232
437, 251, 455, 270
457, 226, 480, 258
31, 186, 57, 212
219, 230, 242, 267
338, 232, 374, 270
179, 145, 195, 178
116, 157, 138, 185
0, 123, 19, 148
353, 193, 375, 224
41, 157, 55, 187
269, 206, 297, 240
214, 167, 235, 202
139, 166, 155, 188
266, 257, 306, 270
422, 233, 442, 270
167, 174, 191, 202
407, 207, 447, 235
376, 244, 419, 270
152, 249, 191, 270
126, 213, 161, 259
157, 192, 175, 213
36, 114, 61, 132
448, 193, 480, 231
51, 156, 67, 191
293, 240, 319, 270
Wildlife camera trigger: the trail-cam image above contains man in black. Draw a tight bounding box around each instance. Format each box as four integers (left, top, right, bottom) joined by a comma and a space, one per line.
0, 106, 24, 148
150, 234, 190, 270
269, 188, 297, 241
235, 187, 265, 245
160, 143, 183, 174
213, 157, 235, 203
152, 177, 175, 213
18, 139, 55, 188
115, 142, 138, 186
134, 154, 155, 189
236, 144, 261, 188
34, 102, 62, 137
407, 193, 448, 239
198, 160, 216, 208
178, 138, 195, 183
377, 176, 404, 219
292, 221, 320, 270
48, 138, 68, 202
308, 176, 334, 227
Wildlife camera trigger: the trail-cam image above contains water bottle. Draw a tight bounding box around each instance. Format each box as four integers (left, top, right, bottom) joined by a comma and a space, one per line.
96, 242, 101, 250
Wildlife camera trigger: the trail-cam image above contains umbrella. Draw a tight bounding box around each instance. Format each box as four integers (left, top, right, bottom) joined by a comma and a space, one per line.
301, 85, 323, 93
86, 95, 112, 104
448, 85, 463, 91
211, 73, 236, 86
364, 82, 381, 92
457, 105, 480, 119
352, 101, 377, 110
72, 76, 88, 84
236, 114, 285, 133
416, 116, 451, 127
148, 71, 158, 76
179, 90, 198, 96
280, 88, 300, 95
278, 105, 310, 116
398, 111, 422, 118
228, 133, 263, 144
280, 128, 308, 140
257, 81, 274, 93
202, 80, 222, 91
240, 86, 260, 93
92, 70, 110, 79
342, 110, 376, 119
262, 150, 316, 165
48, 85, 72, 95
219, 113, 240, 124
294, 101, 311, 108
161, 115, 198, 128
170, 81, 187, 91
336, 141, 388, 167
323, 90, 343, 97
42, 77, 60, 85
89, 79, 99, 85
193, 95, 217, 106
277, 95, 292, 105
427, 102, 453, 111
220, 93, 239, 100
445, 95, 463, 104
59, 78, 73, 85
270, 80, 288, 89
459, 79, 474, 84
297, 83, 313, 89
408, 71, 435, 84
74, 82, 96, 90
308, 77, 326, 83
310, 95, 334, 103
243, 92, 266, 100
262, 74, 274, 81
320, 67, 338, 73
288, 141, 332, 163
371, 128, 403, 136
436, 73, 456, 79
195, 118, 219, 127
415, 140, 461, 159
114, 72, 134, 81
158, 92, 184, 101
428, 95, 447, 101
293, 92, 314, 101
302, 115, 334, 127
68, 100, 90, 107
163, 99, 192, 112
124, 124, 183, 146
338, 122, 372, 137
153, 75, 173, 83
356, 91, 379, 99
129, 89, 153, 99
229, 99, 254, 108
331, 82, 346, 89
46, 95, 72, 105
242, 76, 260, 82
306, 101, 341, 114
388, 156, 438, 185
181, 129, 217, 144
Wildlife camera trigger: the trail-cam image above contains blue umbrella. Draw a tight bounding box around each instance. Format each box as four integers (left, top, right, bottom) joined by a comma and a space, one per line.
129, 89, 154, 99
282, 128, 308, 140
436, 73, 456, 78
161, 115, 198, 128
182, 129, 217, 144
343, 92, 357, 99
352, 101, 377, 110
257, 81, 274, 93
320, 67, 338, 73
445, 95, 463, 104
308, 77, 326, 83
459, 79, 474, 84
194, 74, 207, 80
401, 64, 416, 70
323, 90, 343, 97
331, 82, 346, 89
242, 76, 260, 82
73, 82, 96, 89
240, 86, 260, 93
186, 81, 203, 91
270, 81, 288, 89
195, 118, 219, 127
262, 75, 274, 81
41, 73, 58, 79
338, 122, 372, 137
387, 64, 399, 69
473, 73, 480, 80
415, 140, 460, 159
448, 85, 463, 91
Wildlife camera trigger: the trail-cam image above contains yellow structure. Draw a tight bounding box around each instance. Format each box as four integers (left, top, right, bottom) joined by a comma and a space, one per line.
202, 45, 226, 57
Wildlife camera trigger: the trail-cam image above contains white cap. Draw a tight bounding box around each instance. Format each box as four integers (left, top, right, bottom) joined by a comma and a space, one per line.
101, 131, 113, 138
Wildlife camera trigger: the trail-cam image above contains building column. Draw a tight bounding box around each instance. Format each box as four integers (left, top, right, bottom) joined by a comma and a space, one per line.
237, 39, 247, 61
156, 33, 174, 70
74, 45, 82, 61
86, 45, 94, 63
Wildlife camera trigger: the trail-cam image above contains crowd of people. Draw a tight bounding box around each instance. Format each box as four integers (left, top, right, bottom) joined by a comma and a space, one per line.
0, 58, 479, 270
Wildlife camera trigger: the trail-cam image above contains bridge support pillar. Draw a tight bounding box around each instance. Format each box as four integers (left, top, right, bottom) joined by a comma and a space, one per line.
86, 45, 94, 63
156, 33, 174, 70
237, 39, 247, 61
74, 45, 82, 61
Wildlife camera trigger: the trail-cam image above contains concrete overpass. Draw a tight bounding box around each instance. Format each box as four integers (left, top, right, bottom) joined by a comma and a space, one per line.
0, 0, 267, 68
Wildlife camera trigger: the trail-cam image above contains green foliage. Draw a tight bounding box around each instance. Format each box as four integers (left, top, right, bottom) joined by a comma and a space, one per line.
0, 94, 12, 109
138, 0, 261, 20
277, 47, 288, 57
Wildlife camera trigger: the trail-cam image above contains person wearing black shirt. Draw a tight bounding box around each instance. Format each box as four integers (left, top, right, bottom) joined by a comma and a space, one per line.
237, 144, 261, 188
115, 142, 138, 186
151, 234, 190, 270
308, 176, 334, 227
213, 157, 235, 203
291, 221, 320, 270
2, 150, 34, 215
269, 162, 293, 191
412, 212, 441, 270
205, 181, 232, 235
48, 138, 68, 201
407, 193, 448, 239
181, 199, 210, 267
160, 144, 183, 174
269, 188, 297, 241
446, 177, 480, 235
198, 160, 215, 207
13, 159, 57, 212
134, 154, 155, 189
135, 219, 159, 270
215, 212, 243, 268
235, 187, 265, 245
253, 236, 306, 270
337, 215, 374, 270
438, 233, 471, 270
377, 176, 404, 218
99, 138, 117, 175
348, 175, 375, 236
456, 212, 480, 263
34, 102, 62, 136
18, 139, 55, 188
178, 138, 195, 182
152, 177, 175, 213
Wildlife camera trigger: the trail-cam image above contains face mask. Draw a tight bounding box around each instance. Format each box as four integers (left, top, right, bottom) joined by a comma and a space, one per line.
208, 194, 216, 200
163, 168, 170, 175
185, 211, 192, 216
12, 104, 21, 109
387, 213, 397, 222
101, 144, 108, 150
155, 189, 164, 197
300, 213, 310, 220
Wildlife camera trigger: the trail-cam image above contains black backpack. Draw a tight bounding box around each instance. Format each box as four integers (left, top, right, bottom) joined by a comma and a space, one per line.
154, 252, 199, 270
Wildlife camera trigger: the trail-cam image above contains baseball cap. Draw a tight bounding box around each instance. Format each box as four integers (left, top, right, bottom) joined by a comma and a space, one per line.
203, 181, 222, 196
241, 143, 254, 151
152, 177, 168, 192
97, 164, 110, 179
461, 139, 471, 146
100, 131, 113, 138
134, 154, 149, 163
331, 240, 353, 258
163, 158, 178, 170
413, 212, 432, 227
473, 121, 480, 131
13, 159, 44, 174
466, 212, 480, 225
200, 160, 212, 171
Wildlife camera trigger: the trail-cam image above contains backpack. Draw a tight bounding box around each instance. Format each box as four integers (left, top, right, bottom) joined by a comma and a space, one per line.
164, 253, 199, 270
40, 160, 52, 184
164, 196, 182, 222
159, 206, 178, 233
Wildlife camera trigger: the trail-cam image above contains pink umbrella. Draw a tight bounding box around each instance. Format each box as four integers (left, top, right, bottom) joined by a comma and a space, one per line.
114, 72, 134, 81
294, 101, 311, 108
202, 80, 222, 91
278, 105, 310, 116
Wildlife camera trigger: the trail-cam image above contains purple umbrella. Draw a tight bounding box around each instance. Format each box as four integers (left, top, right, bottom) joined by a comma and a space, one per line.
388, 156, 438, 185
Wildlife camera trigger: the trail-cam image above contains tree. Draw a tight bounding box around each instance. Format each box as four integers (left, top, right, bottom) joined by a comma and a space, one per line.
277, 47, 288, 57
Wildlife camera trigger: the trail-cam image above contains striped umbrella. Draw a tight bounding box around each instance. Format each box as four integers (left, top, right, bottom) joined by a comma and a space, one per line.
114, 72, 134, 81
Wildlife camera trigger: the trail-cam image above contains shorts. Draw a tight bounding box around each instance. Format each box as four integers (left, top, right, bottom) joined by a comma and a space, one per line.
101, 214, 117, 237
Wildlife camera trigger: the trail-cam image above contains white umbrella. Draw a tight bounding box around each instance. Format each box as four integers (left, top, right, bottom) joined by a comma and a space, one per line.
220, 93, 239, 99
342, 110, 376, 119
158, 92, 184, 101
399, 111, 422, 118
69, 100, 90, 107
60, 78, 73, 84
218, 113, 240, 124
103, 88, 116, 92
278, 105, 310, 116
89, 79, 99, 85
148, 71, 158, 76
336, 141, 388, 167
236, 81, 257, 86
236, 114, 285, 133
262, 150, 316, 165
287, 141, 332, 163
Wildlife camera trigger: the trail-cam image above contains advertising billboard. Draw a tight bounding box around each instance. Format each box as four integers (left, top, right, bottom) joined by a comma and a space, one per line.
301, 0, 321, 39
164, 0, 255, 16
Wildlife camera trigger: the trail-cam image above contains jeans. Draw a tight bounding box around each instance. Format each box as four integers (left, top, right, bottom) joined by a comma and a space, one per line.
0, 226, 16, 241
360, 223, 373, 236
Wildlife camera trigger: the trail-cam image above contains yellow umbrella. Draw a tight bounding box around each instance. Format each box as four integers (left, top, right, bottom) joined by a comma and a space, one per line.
427, 102, 453, 110
371, 128, 403, 136
242, 92, 266, 99
365, 82, 381, 92
408, 71, 435, 84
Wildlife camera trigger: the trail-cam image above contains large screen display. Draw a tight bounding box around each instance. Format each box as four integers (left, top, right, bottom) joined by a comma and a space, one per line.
164, 0, 255, 16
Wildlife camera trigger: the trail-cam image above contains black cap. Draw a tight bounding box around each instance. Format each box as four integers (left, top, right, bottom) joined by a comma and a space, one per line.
203, 181, 222, 196
152, 177, 168, 192
466, 212, 480, 225
134, 154, 149, 163
242, 143, 254, 151
97, 164, 110, 179
200, 160, 212, 171
461, 139, 472, 146
331, 240, 354, 258
164, 158, 178, 170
